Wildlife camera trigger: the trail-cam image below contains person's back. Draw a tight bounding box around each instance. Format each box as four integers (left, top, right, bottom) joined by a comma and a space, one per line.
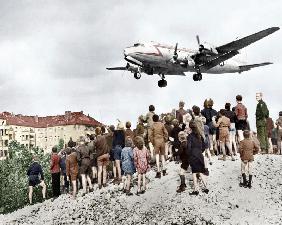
235, 103, 248, 121
95, 134, 109, 157
27, 161, 44, 179
51, 153, 60, 174
239, 138, 259, 161
150, 121, 168, 143
194, 116, 204, 138
113, 130, 125, 148
66, 151, 78, 175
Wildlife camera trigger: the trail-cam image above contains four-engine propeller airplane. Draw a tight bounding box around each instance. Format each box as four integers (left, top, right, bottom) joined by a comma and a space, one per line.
107, 27, 279, 87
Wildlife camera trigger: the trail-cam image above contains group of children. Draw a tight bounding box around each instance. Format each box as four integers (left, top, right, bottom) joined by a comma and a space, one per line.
27, 97, 264, 203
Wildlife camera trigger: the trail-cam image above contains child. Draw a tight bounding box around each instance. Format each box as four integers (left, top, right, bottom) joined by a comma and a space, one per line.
27, 155, 46, 204
176, 131, 189, 193
133, 136, 150, 195
239, 130, 259, 188
121, 137, 135, 195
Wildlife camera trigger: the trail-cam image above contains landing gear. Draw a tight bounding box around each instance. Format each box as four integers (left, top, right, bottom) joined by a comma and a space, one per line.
193, 73, 202, 81
158, 79, 167, 88
134, 72, 141, 79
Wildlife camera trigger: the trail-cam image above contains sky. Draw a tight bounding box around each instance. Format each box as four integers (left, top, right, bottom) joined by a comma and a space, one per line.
0, 0, 281, 130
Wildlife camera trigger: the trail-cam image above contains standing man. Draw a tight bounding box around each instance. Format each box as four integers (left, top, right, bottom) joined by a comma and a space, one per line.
255, 92, 269, 154
50, 146, 61, 198
149, 114, 168, 178
146, 105, 156, 158
235, 95, 248, 142
276, 111, 282, 154
176, 101, 187, 125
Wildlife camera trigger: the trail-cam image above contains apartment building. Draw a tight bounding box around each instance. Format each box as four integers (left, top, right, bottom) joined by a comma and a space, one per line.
0, 111, 102, 159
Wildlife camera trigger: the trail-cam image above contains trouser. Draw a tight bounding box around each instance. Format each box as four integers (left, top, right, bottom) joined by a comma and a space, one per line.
278, 129, 282, 154
241, 161, 253, 175
52, 172, 61, 197
257, 125, 268, 152
62, 173, 69, 192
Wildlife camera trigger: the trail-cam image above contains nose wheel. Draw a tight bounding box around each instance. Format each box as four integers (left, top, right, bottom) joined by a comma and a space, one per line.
134, 72, 141, 79
193, 73, 202, 81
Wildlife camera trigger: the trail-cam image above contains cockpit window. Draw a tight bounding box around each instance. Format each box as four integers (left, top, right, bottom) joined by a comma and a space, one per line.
133, 43, 144, 47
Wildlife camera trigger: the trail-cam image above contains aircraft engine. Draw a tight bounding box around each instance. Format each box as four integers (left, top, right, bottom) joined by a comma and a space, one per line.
201, 42, 218, 55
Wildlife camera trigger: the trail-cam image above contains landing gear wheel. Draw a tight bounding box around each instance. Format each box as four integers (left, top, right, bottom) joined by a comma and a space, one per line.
193, 73, 202, 81
134, 72, 141, 79
158, 79, 167, 88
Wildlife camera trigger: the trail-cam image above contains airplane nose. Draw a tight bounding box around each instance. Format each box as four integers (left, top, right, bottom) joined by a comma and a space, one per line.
124, 48, 129, 57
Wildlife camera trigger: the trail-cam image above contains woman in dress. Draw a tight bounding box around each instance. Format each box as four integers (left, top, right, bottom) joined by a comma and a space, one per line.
121, 137, 135, 195
187, 121, 209, 195
133, 136, 150, 195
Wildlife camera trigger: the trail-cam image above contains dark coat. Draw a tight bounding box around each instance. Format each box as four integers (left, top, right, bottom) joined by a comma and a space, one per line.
27, 161, 44, 180
113, 130, 125, 148
186, 132, 205, 173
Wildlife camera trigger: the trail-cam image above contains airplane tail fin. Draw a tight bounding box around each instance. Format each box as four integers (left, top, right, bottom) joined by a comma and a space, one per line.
239, 62, 273, 72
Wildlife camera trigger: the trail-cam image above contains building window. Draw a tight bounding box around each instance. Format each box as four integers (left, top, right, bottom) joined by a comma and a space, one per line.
4, 140, 9, 147
9, 134, 13, 140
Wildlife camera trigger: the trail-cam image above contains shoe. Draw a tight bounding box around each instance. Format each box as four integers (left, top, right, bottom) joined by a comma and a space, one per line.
136, 191, 142, 196
248, 175, 252, 189
102, 183, 107, 188
125, 189, 133, 196
89, 188, 94, 193
98, 184, 102, 189
203, 168, 209, 176
231, 157, 235, 161
218, 155, 226, 161
123, 189, 127, 193
203, 188, 209, 194
189, 191, 199, 196
176, 184, 186, 193
209, 161, 213, 165
140, 190, 146, 194
155, 172, 161, 178
162, 170, 167, 176
239, 173, 248, 188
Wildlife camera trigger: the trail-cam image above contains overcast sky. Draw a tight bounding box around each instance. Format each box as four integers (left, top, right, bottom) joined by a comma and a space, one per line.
0, 0, 281, 129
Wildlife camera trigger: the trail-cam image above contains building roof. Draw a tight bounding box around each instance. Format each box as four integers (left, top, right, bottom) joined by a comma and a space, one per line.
0, 111, 103, 128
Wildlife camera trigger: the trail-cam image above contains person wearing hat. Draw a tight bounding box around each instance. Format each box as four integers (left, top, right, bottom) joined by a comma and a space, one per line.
176, 131, 188, 193
255, 92, 269, 154
66, 147, 79, 199
187, 121, 209, 196
201, 98, 218, 156
276, 111, 282, 154
27, 155, 46, 204
77, 136, 93, 194
113, 120, 125, 184
149, 114, 168, 178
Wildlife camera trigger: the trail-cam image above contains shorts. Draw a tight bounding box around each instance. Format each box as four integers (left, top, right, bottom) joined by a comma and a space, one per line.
97, 154, 109, 167
28, 175, 41, 187
113, 145, 122, 160
90, 158, 97, 167
80, 158, 92, 175
236, 120, 248, 131
154, 142, 165, 155
180, 159, 189, 171
219, 129, 230, 143
109, 149, 115, 161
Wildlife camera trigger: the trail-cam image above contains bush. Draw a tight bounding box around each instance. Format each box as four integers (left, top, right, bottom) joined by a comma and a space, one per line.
0, 141, 52, 214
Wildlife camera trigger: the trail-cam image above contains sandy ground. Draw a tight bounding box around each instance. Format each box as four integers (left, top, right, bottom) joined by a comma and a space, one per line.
1, 154, 282, 225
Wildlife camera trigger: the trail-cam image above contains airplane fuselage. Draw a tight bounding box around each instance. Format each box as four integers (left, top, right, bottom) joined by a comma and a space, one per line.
124, 42, 241, 75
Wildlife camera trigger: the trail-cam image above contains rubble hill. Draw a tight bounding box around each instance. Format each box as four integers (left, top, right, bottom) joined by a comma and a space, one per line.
1, 155, 282, 225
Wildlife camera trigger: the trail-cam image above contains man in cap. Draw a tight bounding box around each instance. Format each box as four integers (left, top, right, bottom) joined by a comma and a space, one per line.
255, 92, 269, 154
176, 101, 187, 125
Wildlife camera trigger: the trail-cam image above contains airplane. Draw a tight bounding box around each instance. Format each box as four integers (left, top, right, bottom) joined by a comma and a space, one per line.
107, 27, 279, 88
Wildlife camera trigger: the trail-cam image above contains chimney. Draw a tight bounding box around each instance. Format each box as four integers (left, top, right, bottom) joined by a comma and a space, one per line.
35, 115, 39, 123
65, 111, 71, 121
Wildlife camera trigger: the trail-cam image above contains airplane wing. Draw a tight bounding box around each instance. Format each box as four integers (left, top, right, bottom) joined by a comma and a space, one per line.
239, 62, 273, 72
106, 67, 128, 70
200, 50, 239, 71
216, 27, 279, 54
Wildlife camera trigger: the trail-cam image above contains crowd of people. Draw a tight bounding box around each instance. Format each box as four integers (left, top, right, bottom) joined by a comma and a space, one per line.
26, 93, 282, 204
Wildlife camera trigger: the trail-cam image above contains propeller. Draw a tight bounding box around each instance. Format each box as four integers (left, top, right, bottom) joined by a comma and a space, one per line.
196, 35, 200, 46
173, 43, 178, 60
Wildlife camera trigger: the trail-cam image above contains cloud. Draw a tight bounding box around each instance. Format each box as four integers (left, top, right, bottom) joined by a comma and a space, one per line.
0, 0, 281, 130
